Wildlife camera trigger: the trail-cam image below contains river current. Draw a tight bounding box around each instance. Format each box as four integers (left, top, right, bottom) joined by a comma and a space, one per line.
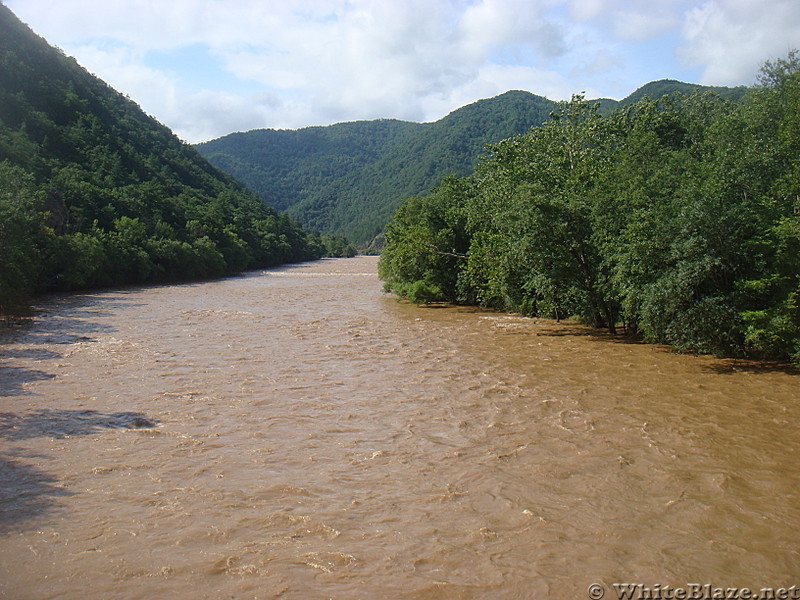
1, 256, 798, 599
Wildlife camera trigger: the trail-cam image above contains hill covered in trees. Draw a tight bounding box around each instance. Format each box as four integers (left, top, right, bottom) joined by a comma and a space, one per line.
379, 53, 800, 366
0, 3, 343, 315
196, 82, 746, 246
196, 91, 556, 245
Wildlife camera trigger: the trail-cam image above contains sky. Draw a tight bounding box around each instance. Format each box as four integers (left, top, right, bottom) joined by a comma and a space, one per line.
6, 0, 800, 143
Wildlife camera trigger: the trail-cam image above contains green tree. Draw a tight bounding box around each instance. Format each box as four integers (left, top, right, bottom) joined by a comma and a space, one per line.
379, 176, 472, 303
380, 52, 800, 365
473, 96, 620, 330
0, 161, 43, 314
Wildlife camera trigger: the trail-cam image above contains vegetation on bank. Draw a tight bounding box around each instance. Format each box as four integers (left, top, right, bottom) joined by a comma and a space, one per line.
0, 4, 353, 316
196, 92, 558, 245
197, 83, 746, 247
380, 53, 800, 366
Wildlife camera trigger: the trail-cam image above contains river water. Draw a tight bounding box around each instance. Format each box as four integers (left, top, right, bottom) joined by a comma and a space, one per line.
1, 256, 798, 600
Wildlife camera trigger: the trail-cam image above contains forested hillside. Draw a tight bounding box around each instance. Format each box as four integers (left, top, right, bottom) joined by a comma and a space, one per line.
599, 79, 747, 113
197, 91, 557, 244
0, 4, 336, 315
197, 83, 746, 246
195, 119, 420, 213
379, 53, 800, 366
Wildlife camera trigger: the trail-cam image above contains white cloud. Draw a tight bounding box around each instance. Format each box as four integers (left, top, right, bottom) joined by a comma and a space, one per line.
679, 0, 800, 85
612, 8, 679, 42
6, 0, 800, 143
165, 91, 283, 142
568, 0, 687, 40
66, 42, 179, 117
460, 0, 566, 57
568, 0, 606, 21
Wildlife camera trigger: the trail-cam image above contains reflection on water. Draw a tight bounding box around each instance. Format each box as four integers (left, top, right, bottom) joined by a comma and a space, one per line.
0, 256, 798, 599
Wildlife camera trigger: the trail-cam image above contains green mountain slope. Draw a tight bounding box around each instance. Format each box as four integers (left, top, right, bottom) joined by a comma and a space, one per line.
197, 91, 557, 244
196, 119, 420, 212
0, 3, 323, 311
197, 81, 747, 246
618, 78, 747, 106
285, 91, 558, 243
593, 80, 747, 115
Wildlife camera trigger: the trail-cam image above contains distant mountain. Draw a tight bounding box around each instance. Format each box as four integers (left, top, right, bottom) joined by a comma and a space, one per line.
196, 118, 420, 213
0, 3, 323, 310
610, 79, 748, 109
197, 82, 748, 247
197, 91, 556, 244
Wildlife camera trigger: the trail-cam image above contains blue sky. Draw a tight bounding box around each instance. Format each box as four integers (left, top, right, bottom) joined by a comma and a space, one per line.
6, 0, 799, 143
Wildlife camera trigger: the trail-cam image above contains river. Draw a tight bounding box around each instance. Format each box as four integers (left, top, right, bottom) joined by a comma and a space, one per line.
1, 256, 799, 599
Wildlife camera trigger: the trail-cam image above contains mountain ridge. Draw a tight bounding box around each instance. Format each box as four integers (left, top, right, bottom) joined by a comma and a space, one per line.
196, 81, 747, 246
0, 2, 325, 311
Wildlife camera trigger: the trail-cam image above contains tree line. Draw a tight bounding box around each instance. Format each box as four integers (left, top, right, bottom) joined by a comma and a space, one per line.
0, 3, 355, 317
379, 53, 800, 366
197, 92, 565, 245
0, 159, 353, 315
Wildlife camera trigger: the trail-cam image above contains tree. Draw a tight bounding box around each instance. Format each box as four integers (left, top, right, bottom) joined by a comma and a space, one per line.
380, 53, 800, 365
379, 176, 472, 303
472, 96, 620, 330
0, 162, 43, 316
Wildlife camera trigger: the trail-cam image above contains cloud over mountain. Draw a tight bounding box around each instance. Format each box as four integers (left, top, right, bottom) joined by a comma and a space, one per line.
8, 0, 798, 142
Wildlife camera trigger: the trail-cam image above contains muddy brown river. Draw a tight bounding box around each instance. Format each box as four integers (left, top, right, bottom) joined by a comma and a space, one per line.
1, 256, 799, 600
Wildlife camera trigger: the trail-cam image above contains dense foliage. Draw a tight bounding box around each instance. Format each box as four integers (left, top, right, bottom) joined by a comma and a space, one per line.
197, 119, 420, 213
198, 84, 745, 247
0, 4, 328, 315
197, 92, 560, 245
380, 54, 800, 366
